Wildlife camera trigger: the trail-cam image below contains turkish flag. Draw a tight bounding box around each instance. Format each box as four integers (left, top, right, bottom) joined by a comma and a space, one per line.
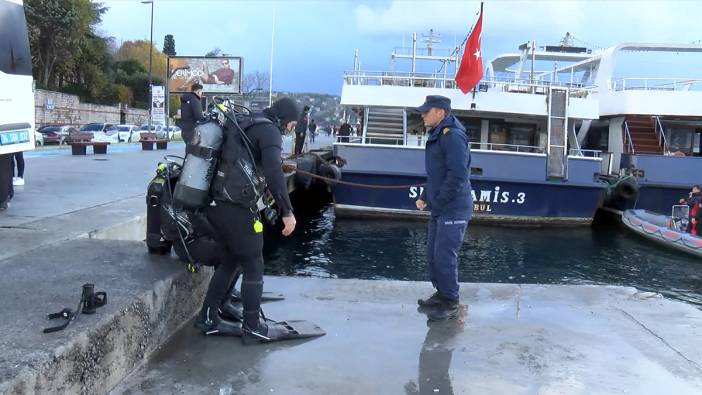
455, 5, 483, 94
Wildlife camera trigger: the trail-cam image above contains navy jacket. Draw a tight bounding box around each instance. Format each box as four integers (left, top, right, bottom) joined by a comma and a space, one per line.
420, 115, 472, 219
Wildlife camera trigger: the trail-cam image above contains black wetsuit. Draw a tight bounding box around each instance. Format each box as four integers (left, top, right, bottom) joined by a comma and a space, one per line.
179, 92, 204, 144
200, 110, 293, 330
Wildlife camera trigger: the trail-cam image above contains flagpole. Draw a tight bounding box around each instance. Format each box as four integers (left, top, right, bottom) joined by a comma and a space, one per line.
268, 7, 276, 107
452, 2, 482, 76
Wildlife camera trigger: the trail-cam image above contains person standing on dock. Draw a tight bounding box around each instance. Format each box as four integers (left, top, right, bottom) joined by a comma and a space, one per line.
178, 83, 205, 144
309, 119, 317, 144
415, 95, 472, 321
294, 106, 309, 155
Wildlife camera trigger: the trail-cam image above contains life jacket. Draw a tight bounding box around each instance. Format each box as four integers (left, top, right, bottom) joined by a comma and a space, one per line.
210, 113, 274, 210
690, 198, 700, 236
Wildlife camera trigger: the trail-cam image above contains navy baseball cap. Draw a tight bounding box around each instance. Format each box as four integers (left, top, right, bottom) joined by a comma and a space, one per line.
416, 95, 451, 113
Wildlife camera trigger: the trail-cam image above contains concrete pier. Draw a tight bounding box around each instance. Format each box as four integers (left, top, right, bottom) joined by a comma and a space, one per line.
112, 278, 702, 395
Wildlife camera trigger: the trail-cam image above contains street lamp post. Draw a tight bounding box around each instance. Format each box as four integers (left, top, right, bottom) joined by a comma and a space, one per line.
142, 0, 154, 130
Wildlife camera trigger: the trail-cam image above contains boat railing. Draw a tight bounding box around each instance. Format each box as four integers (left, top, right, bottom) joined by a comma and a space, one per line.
335, 136, 547, 154
469, 142, 545, 154
653, 115, 671, 155
568, 148, 603, 158
623, 121, 635, 154
611, 78, 702, 92
343, 71, 597, 97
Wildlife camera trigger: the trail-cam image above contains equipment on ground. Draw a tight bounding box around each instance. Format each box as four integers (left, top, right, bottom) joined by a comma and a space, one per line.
43, 283, 107, 333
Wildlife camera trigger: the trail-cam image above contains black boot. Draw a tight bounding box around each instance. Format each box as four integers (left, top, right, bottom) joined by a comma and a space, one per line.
194, 306, 243, 336
425, 298, 460, 322
417, 291, 444, 307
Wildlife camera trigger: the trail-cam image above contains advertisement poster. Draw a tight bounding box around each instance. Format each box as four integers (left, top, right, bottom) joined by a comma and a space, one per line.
167, 56, 242, 95
151, 85, 165, 126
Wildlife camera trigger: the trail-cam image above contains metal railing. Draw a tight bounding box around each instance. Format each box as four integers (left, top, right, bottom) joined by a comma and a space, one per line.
343, 71, 597, 97
568, 148, 603, 158
469, 142, 545, 153
611, 78, 702, 92
653, 116, 671, 155
623, 121, 635, 154
336, 135, 547, 153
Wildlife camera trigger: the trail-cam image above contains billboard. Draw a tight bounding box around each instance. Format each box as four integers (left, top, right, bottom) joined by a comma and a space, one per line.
168, 56, 242, 95
151, 86, 165, 126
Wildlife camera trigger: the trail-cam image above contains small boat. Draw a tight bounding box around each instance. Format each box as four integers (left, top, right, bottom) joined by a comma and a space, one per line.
622, 209, 702, 257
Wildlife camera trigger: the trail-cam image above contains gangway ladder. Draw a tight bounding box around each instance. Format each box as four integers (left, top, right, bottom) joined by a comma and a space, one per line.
363, 107, 405, 145
546, 87, 569, 180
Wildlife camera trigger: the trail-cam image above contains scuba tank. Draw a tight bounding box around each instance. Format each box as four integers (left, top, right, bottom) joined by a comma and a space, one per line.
146, 162, 180, 255
173, 120, 224, 209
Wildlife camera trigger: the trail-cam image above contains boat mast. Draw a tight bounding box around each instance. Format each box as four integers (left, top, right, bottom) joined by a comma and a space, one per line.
411, 32, 417, 78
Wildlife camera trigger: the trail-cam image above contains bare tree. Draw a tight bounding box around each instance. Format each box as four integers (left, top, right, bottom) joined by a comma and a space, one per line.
241, 71, 270, 101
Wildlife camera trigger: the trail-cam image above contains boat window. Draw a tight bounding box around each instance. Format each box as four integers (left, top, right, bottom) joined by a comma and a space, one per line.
667, 127, 694, 155
509, 124, 536, 147
488, 121, 537, 152
693, 130, 701, 156
456, 117, 481, 144
488, 121, 508, 146
583, 125, 609, 152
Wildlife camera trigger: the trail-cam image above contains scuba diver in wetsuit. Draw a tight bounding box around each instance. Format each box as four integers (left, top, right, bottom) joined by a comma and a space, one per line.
195, 97, 298, 341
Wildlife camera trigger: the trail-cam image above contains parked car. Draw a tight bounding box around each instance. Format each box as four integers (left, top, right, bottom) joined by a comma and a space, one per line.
165, 125, 182, 140
37, 125, 75, 145
137, 124, 167, 139
114, 124, 139, 142
70, 123, 117, 142
34, 131, 43, 146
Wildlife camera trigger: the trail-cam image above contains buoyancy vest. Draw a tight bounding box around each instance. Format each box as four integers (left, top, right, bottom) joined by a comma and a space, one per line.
210, 113, 274, 210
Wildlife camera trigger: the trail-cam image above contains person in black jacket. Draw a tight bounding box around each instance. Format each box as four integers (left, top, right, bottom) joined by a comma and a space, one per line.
293, 105, 309, 155
338, 119, 352, 143
195, 97, 299, 342
179, 83, 204, 144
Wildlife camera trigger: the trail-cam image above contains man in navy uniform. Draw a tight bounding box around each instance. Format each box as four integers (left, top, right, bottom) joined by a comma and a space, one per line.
415, 95, 472, 321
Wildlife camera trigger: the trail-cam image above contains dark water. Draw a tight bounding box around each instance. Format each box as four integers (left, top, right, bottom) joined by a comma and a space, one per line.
263, 205, 702, 307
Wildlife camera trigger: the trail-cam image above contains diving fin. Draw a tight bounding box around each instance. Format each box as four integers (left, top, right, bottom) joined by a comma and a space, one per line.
219, 300, 244, 322
242, 320, 326, 345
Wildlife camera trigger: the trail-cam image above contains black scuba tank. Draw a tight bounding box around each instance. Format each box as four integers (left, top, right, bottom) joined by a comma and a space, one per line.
173, 120, 224, 209
146, 163, 173, 255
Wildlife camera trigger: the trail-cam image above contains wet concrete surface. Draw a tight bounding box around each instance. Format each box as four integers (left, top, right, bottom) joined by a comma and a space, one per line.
0, 238, 210, 394
113, 277, 702, 395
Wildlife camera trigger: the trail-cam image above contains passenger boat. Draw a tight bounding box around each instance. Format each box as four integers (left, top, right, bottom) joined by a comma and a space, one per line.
333, 35, 607, 225
622, 209, 702, 258
561, 43, 702, 213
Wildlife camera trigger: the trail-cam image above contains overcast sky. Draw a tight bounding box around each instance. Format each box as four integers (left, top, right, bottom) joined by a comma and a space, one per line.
98, 0, 702, 95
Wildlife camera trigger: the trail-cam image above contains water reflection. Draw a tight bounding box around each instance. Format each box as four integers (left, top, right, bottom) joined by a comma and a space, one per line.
405, 308, 466, 395
264, 205, 702, 306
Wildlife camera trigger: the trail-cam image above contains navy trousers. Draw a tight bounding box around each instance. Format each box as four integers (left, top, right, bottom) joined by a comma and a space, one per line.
426, 216, 468, 300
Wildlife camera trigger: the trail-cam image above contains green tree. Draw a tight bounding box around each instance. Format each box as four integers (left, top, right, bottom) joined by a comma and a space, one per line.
25, 0, 100, 88
115, 40, 168, 81
163, 34, 176, 56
